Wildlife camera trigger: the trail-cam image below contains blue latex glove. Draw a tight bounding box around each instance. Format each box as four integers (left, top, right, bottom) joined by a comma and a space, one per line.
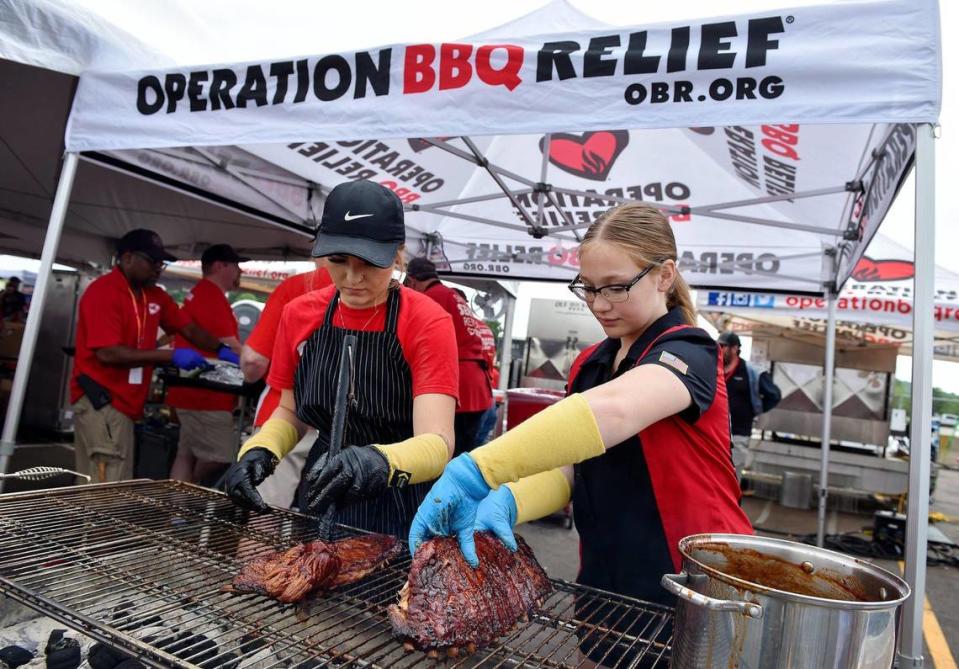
171, 348, 208, 370
217, 344, 240, 365
473, 485, 519, 552
408, 454, 491, 568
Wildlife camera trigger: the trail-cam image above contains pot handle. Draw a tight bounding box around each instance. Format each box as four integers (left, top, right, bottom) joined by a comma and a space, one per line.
661, 572, 763, 619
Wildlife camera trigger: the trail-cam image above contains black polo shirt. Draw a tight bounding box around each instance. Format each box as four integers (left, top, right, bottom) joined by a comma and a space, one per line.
569, 308, 719, 606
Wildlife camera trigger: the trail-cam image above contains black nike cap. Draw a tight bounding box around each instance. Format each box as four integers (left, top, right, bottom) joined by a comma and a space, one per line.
311, 181, 405, 268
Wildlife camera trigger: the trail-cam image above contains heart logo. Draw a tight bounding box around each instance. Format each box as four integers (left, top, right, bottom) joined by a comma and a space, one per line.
541, 131, 630, 181
851, 256, 914, 282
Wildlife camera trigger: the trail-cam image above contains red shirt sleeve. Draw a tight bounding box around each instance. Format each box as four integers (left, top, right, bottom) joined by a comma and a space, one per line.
180, 281, 235, 343
246, 269, 332, 357
398, 291, 460, 400
246, 276, 297, 357
266, 290, 329, 391
158, 289, 188, 333
82, 284, 126, 350
266, 307, 299, 391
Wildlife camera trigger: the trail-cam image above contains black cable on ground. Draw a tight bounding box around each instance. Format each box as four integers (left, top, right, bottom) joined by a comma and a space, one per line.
752, 526, 959, 567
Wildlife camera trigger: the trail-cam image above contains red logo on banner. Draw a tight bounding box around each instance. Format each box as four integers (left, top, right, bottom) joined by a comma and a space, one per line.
541, 131, 629, 181
851, 256, 914, 282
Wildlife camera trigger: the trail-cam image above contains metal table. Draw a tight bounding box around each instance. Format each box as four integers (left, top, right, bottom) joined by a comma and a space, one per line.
0, 481, 673, 668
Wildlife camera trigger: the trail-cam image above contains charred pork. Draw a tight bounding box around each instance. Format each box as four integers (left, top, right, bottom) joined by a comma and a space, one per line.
388, 532, 552, 652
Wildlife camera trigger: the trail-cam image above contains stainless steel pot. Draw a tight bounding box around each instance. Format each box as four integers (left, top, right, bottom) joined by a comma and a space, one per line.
661, 533, 910, 669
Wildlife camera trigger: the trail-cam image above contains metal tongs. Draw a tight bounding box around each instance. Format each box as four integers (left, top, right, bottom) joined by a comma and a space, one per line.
317, 334, 357, 540
0, 466, 91, 482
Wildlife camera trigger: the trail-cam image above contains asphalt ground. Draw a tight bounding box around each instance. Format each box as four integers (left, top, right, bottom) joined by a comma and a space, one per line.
517, 466, 959, 667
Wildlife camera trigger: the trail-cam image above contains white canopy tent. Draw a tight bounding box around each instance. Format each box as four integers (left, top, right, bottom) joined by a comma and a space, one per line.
0, 0, 941, 664
698, 232, 959, 360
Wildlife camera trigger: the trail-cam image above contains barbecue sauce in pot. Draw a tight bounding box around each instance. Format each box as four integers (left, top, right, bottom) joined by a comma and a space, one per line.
695, 543, 872, 602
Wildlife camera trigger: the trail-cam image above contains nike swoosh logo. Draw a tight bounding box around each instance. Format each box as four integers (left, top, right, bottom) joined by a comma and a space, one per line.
344, 211, 374, 221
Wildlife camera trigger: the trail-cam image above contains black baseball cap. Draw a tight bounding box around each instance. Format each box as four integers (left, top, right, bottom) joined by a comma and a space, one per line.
717, 331, 741, 347
116, 229, 177, 263
406, 256, 438, 280
201, 244, 250, 265
311, 181, 405, 268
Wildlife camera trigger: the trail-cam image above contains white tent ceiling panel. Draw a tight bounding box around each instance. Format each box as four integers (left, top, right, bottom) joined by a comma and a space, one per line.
239, 122, 892, 290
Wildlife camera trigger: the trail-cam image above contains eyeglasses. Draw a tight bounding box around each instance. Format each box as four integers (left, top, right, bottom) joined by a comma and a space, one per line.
568, 264, 657, 303
133, 251, 167, 270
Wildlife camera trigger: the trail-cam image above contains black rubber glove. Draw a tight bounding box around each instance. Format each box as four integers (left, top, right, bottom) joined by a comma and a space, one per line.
304, 445, 389, 516
45, 630, 80, 669
223, 448, 278, 513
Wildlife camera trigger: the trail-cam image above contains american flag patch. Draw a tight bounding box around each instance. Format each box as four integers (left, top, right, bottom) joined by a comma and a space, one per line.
658, 351, 688, 375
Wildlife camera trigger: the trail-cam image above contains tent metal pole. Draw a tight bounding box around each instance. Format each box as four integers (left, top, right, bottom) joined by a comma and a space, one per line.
816, 282, 838, 548
897, 122, 936, 669
193, 147, 310, 223
538, 134, 550, 228
0, 152, 79, 492
499, 293, 516, 393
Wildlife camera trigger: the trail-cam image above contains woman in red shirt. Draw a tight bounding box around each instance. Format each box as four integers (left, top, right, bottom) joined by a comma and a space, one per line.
223, 181, 459, 536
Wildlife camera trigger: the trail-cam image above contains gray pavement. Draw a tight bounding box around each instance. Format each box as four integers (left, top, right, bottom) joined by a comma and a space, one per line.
517, 468, 959, 665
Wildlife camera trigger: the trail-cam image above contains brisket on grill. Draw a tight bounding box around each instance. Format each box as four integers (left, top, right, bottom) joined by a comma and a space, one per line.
326, 534, 402, 588
225, 535, 399, 604
388, 532, 552, 652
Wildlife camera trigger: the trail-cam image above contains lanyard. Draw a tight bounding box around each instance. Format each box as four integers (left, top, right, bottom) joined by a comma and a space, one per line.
127, 286, 147, 349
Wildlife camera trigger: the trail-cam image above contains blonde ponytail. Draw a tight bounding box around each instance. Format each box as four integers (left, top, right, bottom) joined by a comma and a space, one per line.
667, 271, 697, 326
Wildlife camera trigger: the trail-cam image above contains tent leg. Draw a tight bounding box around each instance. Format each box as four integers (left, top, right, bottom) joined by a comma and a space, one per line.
497, 293, 517, 437
897, 123, 936, 669
0, 152, 79, 492
499, 293, 516, 392
816, 288, 837, 547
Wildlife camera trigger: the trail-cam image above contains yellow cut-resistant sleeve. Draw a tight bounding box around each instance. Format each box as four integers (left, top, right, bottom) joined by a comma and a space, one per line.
470, 394, 604, 488
373, 433, 449, 486
506, 468, 572, 525
237, 417, 299, 461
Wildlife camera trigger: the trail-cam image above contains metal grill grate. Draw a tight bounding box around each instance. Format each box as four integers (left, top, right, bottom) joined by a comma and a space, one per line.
0, 481, 672, 668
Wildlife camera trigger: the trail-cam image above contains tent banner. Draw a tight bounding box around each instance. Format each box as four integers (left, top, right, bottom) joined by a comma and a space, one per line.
697, 235, 959, 331
65, 0, 940, 152
709, 312, 959, 363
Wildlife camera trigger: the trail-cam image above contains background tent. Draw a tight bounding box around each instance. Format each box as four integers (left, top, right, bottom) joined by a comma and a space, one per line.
699, 233, 959, 359
0, 0, 941, 665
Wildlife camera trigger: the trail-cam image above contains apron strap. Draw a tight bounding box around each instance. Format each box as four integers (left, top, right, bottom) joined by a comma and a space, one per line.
383, 286, 401, 334
322, 292, 341, 327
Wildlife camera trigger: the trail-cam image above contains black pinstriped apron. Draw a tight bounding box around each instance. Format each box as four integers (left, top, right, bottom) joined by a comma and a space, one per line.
294, 287, 430, 537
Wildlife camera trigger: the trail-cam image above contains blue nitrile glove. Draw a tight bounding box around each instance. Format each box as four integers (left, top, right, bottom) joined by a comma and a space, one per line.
473, 484, 519, 552
172, 348, 208, 370
408, 453, 491, 568
217, 344, 240, 365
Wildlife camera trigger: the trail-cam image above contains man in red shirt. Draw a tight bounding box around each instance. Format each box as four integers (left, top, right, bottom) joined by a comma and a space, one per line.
239, 262, 332, 506
404, 257, 492, 455
71, 229, 228, 483
167, 244, 247, 484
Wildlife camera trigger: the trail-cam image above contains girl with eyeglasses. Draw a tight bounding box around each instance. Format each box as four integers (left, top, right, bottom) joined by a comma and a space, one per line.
409, 203, 752, 666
